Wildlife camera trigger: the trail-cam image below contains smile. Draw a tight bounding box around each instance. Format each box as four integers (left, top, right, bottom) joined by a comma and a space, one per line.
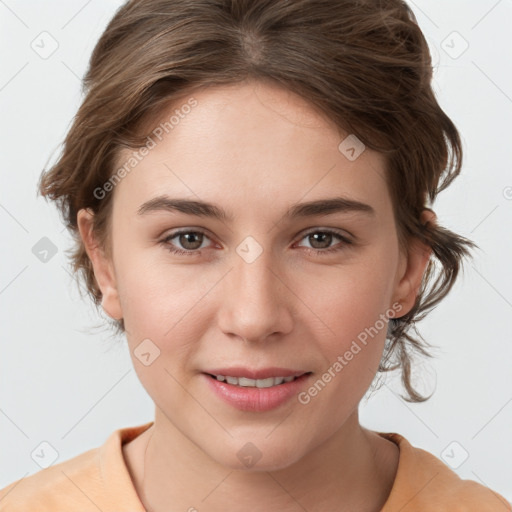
208, 374, 298, 388
203, 371, 312, 412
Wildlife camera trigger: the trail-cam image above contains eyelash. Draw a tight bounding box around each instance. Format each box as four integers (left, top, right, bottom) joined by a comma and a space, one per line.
159, 228, 353, 257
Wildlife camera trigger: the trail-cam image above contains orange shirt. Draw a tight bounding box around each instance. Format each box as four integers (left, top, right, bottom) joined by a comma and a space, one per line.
0, 421, 510, 511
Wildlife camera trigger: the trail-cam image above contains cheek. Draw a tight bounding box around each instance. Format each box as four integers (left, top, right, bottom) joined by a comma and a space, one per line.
115, 255, 210, 397
115, 250, 223, 345
320, 284, 386, 331
295, 260, 396, 423
305, 252, 397, 363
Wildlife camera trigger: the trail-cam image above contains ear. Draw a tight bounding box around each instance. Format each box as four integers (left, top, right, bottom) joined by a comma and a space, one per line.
391, 209, 436, 317
77, 208, 123, 320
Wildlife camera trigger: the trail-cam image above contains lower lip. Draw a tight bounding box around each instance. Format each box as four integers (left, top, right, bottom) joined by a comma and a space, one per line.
203, 373, 311, 412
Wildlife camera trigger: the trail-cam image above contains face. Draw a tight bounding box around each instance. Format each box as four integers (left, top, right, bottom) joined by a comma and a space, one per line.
79, 79, 431, 471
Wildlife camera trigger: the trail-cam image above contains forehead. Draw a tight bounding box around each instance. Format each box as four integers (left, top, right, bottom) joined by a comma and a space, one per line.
111, 80, 390, 220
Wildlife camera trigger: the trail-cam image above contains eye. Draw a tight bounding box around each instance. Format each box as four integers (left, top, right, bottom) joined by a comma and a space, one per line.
295, 229, 352, 256
160, 229, 212, 256
159, 228, 353, 257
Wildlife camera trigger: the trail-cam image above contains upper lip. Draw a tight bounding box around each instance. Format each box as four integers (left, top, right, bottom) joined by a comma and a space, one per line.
204, 367, 310, 380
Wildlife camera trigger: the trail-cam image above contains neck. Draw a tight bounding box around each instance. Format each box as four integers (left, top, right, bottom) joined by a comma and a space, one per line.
127, 408, 398, 512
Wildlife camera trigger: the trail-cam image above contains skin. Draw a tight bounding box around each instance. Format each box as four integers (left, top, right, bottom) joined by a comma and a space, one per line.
78, 79, 435, 512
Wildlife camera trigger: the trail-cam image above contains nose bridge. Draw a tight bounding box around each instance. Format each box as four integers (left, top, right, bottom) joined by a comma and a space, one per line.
219, 238, 291, 341
233, 240, 280, 310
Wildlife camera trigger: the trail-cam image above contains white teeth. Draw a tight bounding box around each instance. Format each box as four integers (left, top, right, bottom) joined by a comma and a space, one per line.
212, 374, 299, 387
238, 377, 256, 387
256, 377, 275, 388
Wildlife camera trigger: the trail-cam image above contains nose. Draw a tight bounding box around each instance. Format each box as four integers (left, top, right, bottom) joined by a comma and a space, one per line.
217, 245, 294, 344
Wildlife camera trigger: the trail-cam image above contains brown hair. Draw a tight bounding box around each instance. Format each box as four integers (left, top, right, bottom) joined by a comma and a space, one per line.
38, 0, 477, 402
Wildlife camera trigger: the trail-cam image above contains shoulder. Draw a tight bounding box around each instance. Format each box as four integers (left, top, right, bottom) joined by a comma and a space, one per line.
0, 422, 151, 512
0, 446, 101, 511
377, 432, 511, 512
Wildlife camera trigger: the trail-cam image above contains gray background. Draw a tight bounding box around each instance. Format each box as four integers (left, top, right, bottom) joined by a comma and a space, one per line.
1, 0, 511, 503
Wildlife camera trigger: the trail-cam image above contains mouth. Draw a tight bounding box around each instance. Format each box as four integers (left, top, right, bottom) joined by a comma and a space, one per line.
202, 370, 313, 412
204, 373, 311, 388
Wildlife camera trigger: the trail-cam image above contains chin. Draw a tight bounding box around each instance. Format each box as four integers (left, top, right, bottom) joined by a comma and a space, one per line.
206, 437, 306, 472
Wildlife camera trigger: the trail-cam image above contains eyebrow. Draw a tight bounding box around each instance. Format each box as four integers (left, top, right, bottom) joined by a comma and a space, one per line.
137, 195, 375, 222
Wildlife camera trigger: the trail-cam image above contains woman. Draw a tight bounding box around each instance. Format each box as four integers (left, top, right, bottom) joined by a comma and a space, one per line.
1, 0, 509, 510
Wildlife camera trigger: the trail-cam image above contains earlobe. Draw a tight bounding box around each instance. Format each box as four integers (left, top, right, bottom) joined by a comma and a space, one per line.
77, 208, 123, 320
392, 209, 436, 316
